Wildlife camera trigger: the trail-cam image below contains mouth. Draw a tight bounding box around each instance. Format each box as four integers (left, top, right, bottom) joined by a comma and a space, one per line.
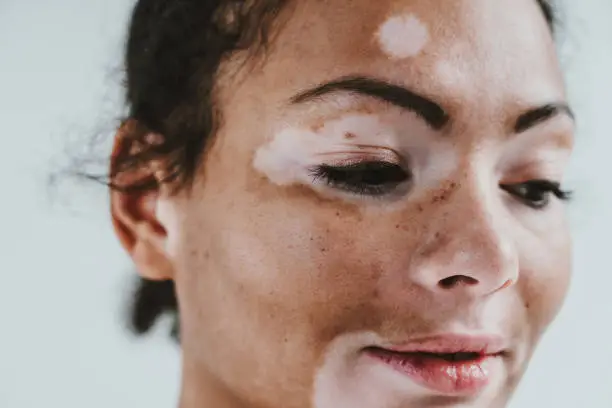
363, 334, 507, 396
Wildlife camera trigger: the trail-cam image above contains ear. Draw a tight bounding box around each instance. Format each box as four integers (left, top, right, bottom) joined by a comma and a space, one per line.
109, 123, 174, 281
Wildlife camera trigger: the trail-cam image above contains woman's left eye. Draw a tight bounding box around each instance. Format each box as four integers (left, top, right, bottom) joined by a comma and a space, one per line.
501, 180, 572, 209
308, 161, 410, 197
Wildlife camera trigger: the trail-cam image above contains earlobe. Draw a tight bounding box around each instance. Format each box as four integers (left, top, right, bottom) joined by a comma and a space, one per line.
132, 233, 175, 281
111, 188, 175, 281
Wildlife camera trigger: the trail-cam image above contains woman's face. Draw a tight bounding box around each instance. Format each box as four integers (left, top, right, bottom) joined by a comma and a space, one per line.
119, 0, 575, 406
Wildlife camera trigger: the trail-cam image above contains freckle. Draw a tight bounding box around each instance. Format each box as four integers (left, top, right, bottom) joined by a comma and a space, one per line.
418, 233, 451, 259
344, 131, 357, 140
395, 224, 400, 229
525, 302, 531, 310
431, 185, 456, 204
320, 247, 327, 253
372, 287, 380, 299
417, 204, 424, 212
284, 184, 362, 219
335, 211, 341, 217
311, 122, 324, 132
431, 193, 444, 204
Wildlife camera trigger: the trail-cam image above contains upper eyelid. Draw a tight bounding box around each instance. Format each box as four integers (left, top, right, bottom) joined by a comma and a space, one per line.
313, 146, 405, 163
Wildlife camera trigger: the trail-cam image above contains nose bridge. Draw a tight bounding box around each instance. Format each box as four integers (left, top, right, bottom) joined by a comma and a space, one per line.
410, 178, 518, 297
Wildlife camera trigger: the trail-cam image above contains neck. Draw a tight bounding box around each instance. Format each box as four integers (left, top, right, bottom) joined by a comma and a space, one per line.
179, 358, 249, 408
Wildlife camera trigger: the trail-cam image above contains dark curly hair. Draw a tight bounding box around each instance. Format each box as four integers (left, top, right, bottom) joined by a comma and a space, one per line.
85, 0, 558, 340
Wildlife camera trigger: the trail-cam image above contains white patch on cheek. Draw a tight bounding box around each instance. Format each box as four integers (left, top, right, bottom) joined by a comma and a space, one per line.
311, 331, 382, 408
376, 14, 429, 60
311, 332, 425, 408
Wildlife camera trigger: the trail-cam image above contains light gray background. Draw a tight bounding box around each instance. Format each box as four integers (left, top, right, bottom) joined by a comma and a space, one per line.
0, 0, 610, 407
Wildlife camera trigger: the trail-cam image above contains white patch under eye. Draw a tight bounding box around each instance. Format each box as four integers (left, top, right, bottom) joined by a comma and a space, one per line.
376, 14, 429, 60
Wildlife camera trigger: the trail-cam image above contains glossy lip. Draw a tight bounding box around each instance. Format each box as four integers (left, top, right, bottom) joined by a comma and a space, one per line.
364, 334, 507, 396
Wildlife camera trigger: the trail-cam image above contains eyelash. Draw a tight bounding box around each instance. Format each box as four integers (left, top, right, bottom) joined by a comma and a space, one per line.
309, 161, 572, 209
308, 161, 410, 197
500, 180, 572, 209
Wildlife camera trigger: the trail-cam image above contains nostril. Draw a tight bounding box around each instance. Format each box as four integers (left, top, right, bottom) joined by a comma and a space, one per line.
438, 275, 479, 289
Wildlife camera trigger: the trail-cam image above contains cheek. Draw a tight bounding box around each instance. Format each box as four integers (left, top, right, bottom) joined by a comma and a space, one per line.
173, 134, 389, 347
173, 184, 397, 402
213, 195, 383, 331
207, 167, 425, 343
517, 222, 572, 335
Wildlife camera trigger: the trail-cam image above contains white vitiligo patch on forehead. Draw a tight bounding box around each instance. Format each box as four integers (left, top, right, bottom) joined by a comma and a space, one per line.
376, 13, 429, 60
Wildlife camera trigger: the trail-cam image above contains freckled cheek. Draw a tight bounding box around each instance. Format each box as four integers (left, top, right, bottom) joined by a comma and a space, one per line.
288, 214, 422, 305
269, 219, 383, 299
233, 194, 425, 303
213, 158, 423, 331
232, 208, 394, 336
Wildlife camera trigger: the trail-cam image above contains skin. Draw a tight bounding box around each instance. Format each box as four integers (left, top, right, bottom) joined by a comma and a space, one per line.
376, 13, 430, 59
111, 0, 575, 407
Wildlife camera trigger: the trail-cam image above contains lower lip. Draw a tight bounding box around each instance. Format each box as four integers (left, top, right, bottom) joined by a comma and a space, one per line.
364, 348, 501, 396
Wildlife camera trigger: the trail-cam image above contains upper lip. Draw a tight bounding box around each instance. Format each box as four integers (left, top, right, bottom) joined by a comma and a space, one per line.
374, 334, 507, 355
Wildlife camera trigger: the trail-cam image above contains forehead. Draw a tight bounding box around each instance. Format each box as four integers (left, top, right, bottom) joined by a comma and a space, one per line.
242, 0, 564, 111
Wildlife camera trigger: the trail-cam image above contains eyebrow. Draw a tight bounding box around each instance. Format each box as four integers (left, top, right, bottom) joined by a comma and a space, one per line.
289, 75, 574, 134
514, 103, 575, 133
290, 75, 450, 130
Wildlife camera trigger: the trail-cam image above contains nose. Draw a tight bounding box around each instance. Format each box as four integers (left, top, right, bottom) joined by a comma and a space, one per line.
408, 187, 519, 298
